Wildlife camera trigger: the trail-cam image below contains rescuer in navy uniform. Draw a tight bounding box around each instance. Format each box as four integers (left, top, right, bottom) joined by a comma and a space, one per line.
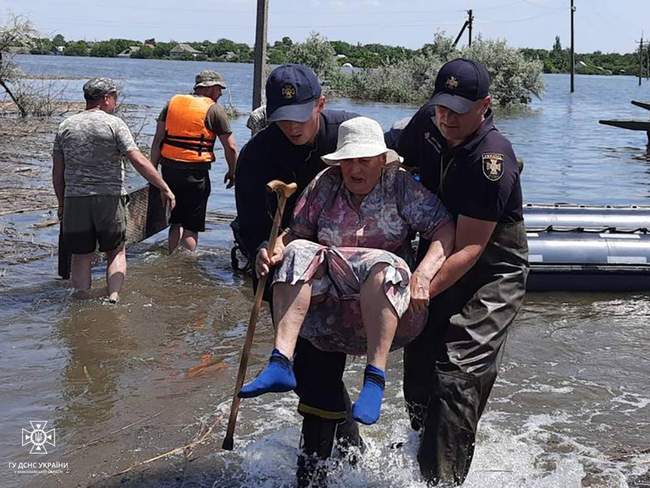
235, 64, 360, 487
394, 58, 529, 486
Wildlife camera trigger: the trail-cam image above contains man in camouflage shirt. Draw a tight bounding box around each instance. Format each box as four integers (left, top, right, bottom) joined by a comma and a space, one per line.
52, 77, 175, 302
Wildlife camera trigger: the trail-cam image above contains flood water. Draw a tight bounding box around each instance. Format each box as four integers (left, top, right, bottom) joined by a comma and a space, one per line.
1, 56, 649, 488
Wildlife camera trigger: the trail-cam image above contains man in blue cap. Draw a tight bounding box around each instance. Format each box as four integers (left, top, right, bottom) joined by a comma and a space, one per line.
235, 64, 361, 487
394, 58, 529, 485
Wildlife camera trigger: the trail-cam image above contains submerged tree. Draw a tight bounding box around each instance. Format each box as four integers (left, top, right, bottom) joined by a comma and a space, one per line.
0, 14, 37, 117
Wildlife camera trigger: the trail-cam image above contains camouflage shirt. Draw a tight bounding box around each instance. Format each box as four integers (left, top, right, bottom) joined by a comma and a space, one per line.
53, 109, 138, 197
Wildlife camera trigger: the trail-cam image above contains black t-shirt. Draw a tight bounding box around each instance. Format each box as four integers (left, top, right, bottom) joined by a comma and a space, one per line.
396, 101, 523, 224
235, 109, 358, 257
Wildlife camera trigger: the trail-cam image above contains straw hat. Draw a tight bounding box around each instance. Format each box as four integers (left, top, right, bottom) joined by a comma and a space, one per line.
321, 116, 402, 165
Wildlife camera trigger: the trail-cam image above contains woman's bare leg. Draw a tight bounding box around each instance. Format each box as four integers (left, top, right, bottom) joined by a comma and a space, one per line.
238, 280, 313, 398
273, 281, 313, 358
354, 263, 399, 425
360, 264, 399, 371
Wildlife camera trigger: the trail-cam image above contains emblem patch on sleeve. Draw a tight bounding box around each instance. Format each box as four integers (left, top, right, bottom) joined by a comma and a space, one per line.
482, 153, 505, 181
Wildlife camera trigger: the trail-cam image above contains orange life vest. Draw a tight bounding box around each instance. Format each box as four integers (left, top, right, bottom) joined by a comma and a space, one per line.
161, 94, 217, 163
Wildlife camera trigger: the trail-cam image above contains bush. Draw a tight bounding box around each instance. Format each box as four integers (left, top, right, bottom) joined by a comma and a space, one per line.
462, 38, 544, 106
330, 35, 544, 108
287, 33, 338, 81
331, 54, 443, 104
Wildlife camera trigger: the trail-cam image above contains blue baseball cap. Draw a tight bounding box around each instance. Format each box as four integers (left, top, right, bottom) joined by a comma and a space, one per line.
431, 58, 491, 114
266, 64, 322, 123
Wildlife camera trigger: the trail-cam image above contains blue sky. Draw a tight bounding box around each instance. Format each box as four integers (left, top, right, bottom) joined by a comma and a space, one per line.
1, 0, 647, 53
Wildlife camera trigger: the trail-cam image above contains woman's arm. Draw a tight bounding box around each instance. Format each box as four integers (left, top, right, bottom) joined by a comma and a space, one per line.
255, 229, 298, 277
409, 220, 455, 311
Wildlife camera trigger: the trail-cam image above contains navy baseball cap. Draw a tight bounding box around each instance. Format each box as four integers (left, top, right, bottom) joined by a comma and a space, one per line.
266, 64, 322, 123
431, 58, 490, 114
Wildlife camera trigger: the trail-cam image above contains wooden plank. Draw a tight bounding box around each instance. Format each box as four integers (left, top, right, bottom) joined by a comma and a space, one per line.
631, 100, 650, 111
57, 185, 169, 279
599, 119, 650, 131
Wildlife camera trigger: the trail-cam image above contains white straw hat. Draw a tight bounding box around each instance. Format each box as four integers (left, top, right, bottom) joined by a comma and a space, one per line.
321, 116, 403, 165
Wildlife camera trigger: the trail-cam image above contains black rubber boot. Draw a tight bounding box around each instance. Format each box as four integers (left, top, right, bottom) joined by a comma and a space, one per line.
296, 416, 337, 488
296, 399, 365, 488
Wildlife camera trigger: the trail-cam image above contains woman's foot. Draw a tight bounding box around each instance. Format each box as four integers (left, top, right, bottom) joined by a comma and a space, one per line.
239, 349, 297, 398
352, 365, 386, 425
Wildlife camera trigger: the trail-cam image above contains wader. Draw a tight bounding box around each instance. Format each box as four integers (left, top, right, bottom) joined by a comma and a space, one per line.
404, 221, 528, 486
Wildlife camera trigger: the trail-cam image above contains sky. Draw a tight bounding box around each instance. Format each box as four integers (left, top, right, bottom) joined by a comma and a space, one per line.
0, 0, 647, 54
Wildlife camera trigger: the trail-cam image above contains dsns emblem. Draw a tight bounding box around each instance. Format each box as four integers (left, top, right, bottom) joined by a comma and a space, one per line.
281, 84, 296, 99
482, 153, 505, 181
446, 76, 459, 90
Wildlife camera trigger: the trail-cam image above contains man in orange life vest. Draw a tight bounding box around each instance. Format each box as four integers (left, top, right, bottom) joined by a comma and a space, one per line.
151, 70, 238, 252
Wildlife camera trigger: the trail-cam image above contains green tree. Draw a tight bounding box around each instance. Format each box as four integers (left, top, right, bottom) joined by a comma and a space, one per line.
130, 45, 154, 59
153, 42, 172, 58
287, 32, 337, 79
52, 34, 66, 46
64, 40, 88, 56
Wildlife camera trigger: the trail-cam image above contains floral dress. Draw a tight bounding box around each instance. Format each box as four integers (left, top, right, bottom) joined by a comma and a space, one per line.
272, 163, 451, 355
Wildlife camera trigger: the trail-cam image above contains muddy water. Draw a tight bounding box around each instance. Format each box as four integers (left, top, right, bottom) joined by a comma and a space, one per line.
1, 56, 649, 487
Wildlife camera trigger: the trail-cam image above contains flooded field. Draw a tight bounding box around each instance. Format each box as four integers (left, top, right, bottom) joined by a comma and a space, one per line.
0, 56, 649, 487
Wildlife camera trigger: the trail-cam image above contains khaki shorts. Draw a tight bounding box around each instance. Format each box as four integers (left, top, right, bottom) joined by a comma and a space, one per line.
62, 195, 127, 254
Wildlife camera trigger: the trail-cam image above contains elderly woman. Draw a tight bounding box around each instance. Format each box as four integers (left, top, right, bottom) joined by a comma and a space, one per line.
239, 117, 454, 425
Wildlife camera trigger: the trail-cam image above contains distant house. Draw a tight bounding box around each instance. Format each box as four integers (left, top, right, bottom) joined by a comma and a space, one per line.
144, 38, 156, 48
222, 51, 238, 61
54, 46, 65, 55
117, 46, 141, 58
170, 43, 201, 58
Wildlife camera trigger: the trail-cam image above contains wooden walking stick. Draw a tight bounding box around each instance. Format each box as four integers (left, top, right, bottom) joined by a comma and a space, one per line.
222, 179, 298, 451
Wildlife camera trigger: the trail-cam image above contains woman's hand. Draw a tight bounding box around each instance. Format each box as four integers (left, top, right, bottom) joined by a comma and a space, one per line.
255, 239, 285, 278
409, 270, 431, 313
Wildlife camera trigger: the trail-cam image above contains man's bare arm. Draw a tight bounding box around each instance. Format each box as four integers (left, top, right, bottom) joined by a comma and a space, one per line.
219, 132, 238, 188
126, 149, 175, 208
150, 121, 166, 167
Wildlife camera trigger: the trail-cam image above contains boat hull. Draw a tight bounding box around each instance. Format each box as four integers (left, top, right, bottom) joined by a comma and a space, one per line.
524, 204, 650, 291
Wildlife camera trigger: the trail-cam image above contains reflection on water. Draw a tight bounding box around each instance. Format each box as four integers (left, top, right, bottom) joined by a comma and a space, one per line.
1, 56, 650, 487
57, 304, 128, 429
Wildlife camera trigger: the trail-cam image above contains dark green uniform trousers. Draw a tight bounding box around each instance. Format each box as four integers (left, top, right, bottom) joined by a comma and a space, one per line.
404, 222, 528, 486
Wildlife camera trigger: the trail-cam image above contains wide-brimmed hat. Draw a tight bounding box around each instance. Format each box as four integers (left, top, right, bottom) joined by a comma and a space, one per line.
194, 70, 227, 89
430, 58, 490, 114
321, 116, 402, 165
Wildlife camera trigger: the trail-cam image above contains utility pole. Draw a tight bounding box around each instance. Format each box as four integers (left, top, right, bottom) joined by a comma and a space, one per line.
252, 0, 268, 110
468, 9, 474, 47
453, 10, 474, 48
639, 36, 644, 86
570, 0, 575, 93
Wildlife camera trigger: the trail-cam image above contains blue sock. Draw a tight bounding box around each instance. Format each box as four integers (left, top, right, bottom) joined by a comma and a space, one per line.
238, 348, 297, 398
352, 365, 386, 425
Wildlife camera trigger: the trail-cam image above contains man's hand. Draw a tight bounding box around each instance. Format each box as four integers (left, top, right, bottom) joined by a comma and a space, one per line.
160, 188, 176, 210
57, 202, 64, 221
224, 169, 235, 189
255, 240, 284, 277
409, 270, 431, 313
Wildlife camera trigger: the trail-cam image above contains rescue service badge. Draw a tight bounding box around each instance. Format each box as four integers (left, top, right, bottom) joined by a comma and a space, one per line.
446, 76, 459, 90
482, 153, 505, 181
281, 84, 296, 99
